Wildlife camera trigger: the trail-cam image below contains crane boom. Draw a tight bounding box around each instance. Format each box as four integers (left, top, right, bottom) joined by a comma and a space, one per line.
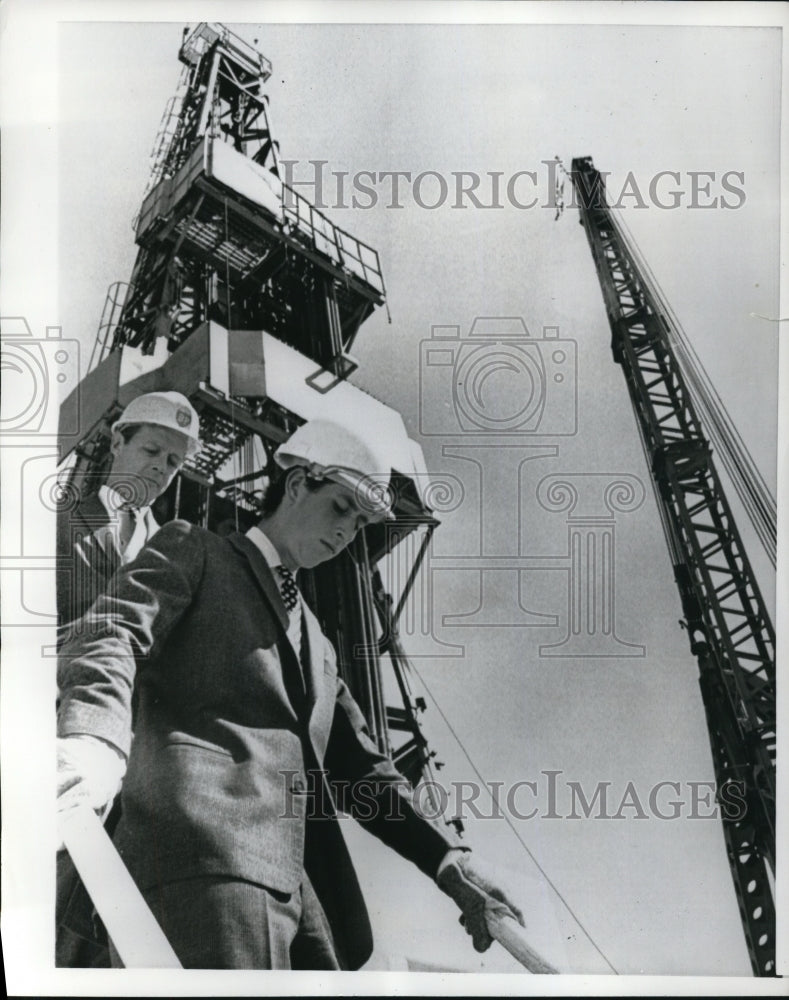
570, 157, 776, 977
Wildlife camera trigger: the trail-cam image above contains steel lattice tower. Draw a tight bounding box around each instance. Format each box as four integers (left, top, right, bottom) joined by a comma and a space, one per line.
59, 24, 440, 788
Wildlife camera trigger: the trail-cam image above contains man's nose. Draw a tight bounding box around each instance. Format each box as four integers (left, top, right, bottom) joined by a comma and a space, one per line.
336, 519, 357, 545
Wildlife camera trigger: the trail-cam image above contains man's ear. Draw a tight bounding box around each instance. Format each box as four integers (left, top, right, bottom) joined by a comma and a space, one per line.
283, 466, 308, 504
109, 429, 124, 460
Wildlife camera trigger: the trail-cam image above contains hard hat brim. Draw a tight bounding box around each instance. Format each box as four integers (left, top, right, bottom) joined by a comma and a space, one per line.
328, 468, 396, 520
276, 453, 395, 519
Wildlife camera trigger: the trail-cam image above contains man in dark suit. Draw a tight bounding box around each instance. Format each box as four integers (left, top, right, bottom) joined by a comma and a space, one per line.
57, 418, 523, 969
56, 390, 201, 966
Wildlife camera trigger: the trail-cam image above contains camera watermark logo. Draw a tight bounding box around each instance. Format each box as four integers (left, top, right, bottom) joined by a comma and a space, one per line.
1, 317, 80, 439
419, 318, 577, 438
370, 315, 646, 660
535, 473, 646, 657
1, 317, 82, 645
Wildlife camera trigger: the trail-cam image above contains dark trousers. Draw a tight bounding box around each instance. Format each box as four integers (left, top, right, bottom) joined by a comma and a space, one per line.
56, 851, 112, 967
109, 873, 345, 970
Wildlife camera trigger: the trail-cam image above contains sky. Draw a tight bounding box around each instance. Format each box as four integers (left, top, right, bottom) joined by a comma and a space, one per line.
1, 1, 786, 994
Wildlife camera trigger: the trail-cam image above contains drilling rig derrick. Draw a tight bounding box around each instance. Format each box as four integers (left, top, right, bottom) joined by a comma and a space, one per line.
58, 23, 440, 792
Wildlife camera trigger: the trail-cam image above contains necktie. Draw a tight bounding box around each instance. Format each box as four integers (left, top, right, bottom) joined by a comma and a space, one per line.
276, 565, 300, 614
119, 505, 143, 555
276, 564, 304, 671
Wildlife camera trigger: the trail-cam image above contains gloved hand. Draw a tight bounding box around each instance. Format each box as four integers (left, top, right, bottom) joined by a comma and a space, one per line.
436, 849, 525, 952
57, 735, 126, 825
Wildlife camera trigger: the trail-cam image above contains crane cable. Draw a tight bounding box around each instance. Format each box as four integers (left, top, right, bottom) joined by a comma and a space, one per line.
614, 203, 775, 527
222, 195, 242, 533
409, 663, 619, 975
609, 207, 777, 567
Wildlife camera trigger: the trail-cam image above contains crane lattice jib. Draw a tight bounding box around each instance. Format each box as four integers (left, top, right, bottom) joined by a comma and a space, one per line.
570, 157, 775, 976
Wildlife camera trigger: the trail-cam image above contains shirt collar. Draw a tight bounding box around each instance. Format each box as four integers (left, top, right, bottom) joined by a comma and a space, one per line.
245, 525, 285, 570
98, 483, 149, 518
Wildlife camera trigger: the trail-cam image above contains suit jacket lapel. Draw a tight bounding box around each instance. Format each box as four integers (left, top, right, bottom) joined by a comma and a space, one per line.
142, 508, 159, 543
75, 493, 120, 564
227, 532, 290, 632
227, 533, 332, 761
227, 533, 327, 707
302, 602, 330, 743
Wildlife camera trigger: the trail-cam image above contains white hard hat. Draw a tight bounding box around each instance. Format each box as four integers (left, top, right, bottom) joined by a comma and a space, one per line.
112, 391, 201, 457
274, 418, 394, 519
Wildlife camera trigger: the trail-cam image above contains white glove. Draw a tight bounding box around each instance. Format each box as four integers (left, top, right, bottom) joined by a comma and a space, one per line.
57, 735, 126, 820
436, 849, 525, 952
